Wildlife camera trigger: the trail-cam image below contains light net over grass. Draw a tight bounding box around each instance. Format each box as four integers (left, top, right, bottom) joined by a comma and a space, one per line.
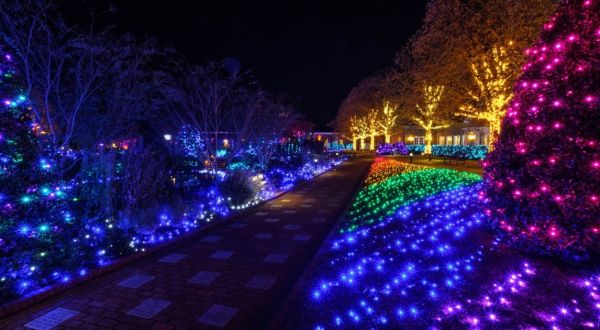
362, 158, 424, 185
298, 158, 598, 329
342, 158, 481, 233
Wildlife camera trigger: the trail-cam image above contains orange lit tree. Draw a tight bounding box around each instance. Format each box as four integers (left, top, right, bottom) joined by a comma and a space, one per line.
411, 85, 451, 154
376, 101, 399, 144
423, 0, 555, 148
457, 44, 515, 148
335, 75, 384, 150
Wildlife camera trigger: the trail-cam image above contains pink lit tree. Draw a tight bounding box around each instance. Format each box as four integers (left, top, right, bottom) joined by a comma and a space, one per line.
482, 0, 600, 261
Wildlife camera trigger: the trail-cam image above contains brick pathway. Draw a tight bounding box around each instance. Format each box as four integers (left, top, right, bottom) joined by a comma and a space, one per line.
0, 156, 372, 330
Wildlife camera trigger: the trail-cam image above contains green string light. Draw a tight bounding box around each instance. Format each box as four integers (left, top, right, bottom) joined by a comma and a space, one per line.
341, 160, 481, 233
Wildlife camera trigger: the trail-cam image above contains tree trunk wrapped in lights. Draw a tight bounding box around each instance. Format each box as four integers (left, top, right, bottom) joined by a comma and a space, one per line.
377, 101, 399, 144
482, 0, 600, 262
350, 115, 370, 151
335, 75, 386, 151
412, 85, 450, 154
458, 45, 515, 149
366, 109, 379, 151
349, 116, 361, 151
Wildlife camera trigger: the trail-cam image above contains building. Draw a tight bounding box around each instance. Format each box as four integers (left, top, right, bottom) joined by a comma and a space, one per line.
391, 120, 490, 147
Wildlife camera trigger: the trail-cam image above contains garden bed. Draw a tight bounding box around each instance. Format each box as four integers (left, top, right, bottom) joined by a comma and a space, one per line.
0, 156, 346, 318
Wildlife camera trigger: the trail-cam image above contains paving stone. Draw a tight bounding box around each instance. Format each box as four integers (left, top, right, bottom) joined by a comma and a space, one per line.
254, 232, 273, 240
283, 210, 297, 214
281, 199, 292, 203
126, 298, 171, 319
197, 304, 238, 327
263, 253, 288, 264
264, 217, 280, 223
246, 275, 277, 290
300, 204, 312, 208
188, 271, 221, 285
200, 235, 222, 243
228, 222, 247, 229
24, 308, 79, 330
283, 224, 300, 230
158, 253, 187, 264
305, 198, 316, 202
293, 234, 312, 241
255, 211, 269, 216
97, 318, 119, 327
271, 204, 283, 208
210, 250, 234, 260
152, 323, 176, 330
312, 217, 327, 223
117, 274, 155, 288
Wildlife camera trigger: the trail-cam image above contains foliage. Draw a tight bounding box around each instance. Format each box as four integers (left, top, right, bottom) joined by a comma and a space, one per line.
173, 125, 205, 158
407, 145, 425, 154
431, 145, 487, 160
457, 44, 515, 148
482, 0, 600, 261
325, 141, 352, 152
0, 5, 343, 304
410, 0, 556, 148
334, 0, 556, 152
335, 75, 385, 135
158, 59, 264, 170
411, 85, 451, 154
218, 170, 259, 206
377, 101, 399, 144
376, 142, 409, 155
118, 147, 170, 229
78, 150, 120, 221
0, 47, 132, 303
247, 96, 300, 169
0, 0, 162, 160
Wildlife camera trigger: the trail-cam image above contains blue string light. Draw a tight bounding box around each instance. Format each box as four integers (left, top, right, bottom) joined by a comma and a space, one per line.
302, 161, 599, 329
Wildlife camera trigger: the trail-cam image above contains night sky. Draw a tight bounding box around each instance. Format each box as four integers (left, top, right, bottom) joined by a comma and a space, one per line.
61, 0, 427, 130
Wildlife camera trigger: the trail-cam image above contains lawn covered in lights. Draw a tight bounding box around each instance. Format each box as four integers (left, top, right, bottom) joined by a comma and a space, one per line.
293, 158, 599, 329
343, 158, 481, 233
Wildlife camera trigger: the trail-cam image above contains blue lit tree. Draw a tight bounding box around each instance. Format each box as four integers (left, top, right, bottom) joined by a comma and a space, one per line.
0, 47, 130, 302
0, 47, 69, 300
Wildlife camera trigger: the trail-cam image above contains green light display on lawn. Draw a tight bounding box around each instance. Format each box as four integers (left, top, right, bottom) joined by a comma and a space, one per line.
341, 163, 481, 233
